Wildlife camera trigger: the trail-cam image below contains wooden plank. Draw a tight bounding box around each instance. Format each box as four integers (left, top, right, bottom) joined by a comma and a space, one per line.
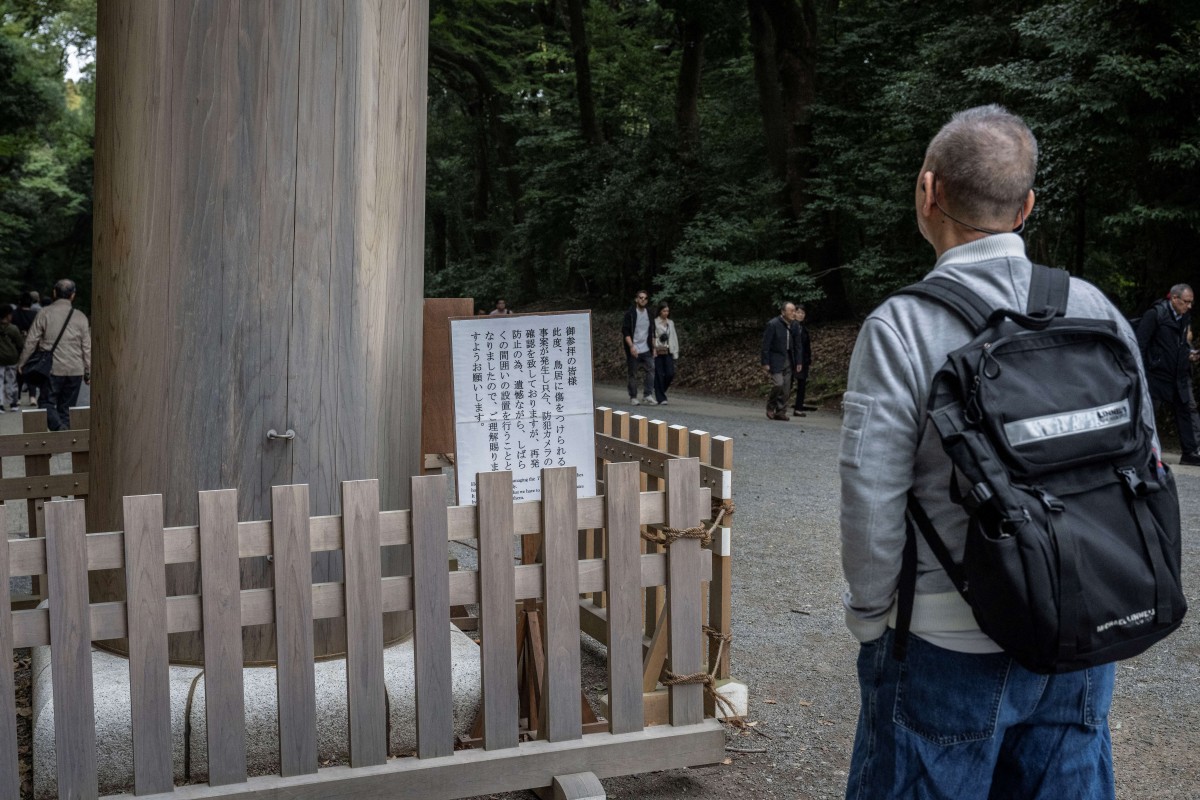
0, 428, 89, 458
342, 481, 387, 767
666, 459, 703, 726
410, 474, 453, 759
272, 485, 317, 777
603, 461, 644, 735
594, 433, 727, 494
123, 494, 173, 793
540, 467, 581, 743
0, 472, 90, 502
198, 489, 247, 786
477, 471, 518, 750
21, 410, 49, 539
119, 721, 726, 800
642, 605, 669, 694
10, 550, 712, 649
0, 505, 17, 800
709, 436, 733, 679
422, 299, 475, 467
44, 499, 97, 799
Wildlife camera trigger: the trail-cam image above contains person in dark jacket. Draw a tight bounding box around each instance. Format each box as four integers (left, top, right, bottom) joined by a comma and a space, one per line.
790, 303, 814, 416
0, 306, 25, 412
621, 289, 656, 405
1136, 284, 1200, 465
12, 292, 39, 406
761, 301, 801, 420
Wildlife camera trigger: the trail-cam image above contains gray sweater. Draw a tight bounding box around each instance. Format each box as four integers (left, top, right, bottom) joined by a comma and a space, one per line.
838, 234, 1157, 652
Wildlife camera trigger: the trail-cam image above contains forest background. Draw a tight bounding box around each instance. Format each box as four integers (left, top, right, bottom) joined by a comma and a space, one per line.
1, 0, 1197, 334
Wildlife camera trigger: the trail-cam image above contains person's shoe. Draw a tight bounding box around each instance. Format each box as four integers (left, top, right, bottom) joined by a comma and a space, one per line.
1180, 452, 1200, 466
772, 413, 790, 421
792, 410, 806, 417
642, 396, 657, 405
659, 398, 668, 405
630, 397, 640, 406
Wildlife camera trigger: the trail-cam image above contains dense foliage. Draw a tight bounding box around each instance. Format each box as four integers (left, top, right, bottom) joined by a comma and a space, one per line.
0, 1, 1196, 322
0, 0, 93, 308
428, 0, 1200, 319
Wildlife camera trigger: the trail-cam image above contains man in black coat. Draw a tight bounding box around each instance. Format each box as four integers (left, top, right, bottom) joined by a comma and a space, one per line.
621, 289, 656, 405
790, 303, 814, 416
1136, 283, 1200, 465
761, 301, 801, 420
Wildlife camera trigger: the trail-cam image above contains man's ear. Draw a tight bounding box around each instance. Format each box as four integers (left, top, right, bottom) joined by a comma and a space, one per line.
918, 171, 937, 218
1021, 189, 1035, 222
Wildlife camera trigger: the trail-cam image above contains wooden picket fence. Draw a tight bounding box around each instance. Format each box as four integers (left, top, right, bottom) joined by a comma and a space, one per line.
0, 459, 725, 799
589, 408, 735, 701
0, 407, 89, 609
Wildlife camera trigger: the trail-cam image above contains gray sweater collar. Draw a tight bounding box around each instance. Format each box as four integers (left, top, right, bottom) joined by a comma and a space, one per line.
933, 233, 1026, 270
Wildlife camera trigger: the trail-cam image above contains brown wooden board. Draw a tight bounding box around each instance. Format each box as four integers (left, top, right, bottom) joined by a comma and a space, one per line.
271, 485, 317, 776
45, 499, 97, 798
0, 428, 88, 458
709, 435, 733, 678
602, 462, 645, 735
198, 489, 248, 786
123, 494, 173, 793
665, 459, 703, 726
410, 474, 454, 758
342, 480, 388, 767
422, 299, 475, 466
539, 467, 582, 743
478, 471, 519, 750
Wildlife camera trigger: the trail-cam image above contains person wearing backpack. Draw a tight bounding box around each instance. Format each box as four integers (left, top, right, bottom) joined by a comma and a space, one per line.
838, 106, 1169, 799
1135, 285, 1200, 466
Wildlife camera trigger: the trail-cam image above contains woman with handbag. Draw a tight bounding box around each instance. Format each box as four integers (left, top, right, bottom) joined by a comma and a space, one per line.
652, 301, 680, 405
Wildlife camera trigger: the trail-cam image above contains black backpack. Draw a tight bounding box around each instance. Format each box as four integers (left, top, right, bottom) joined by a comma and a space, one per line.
892, 264, 1187, 674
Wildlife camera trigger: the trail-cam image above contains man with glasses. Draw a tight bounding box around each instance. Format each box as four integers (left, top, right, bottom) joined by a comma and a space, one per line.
622, 290, 656, 405
1137, 284, 1200, 465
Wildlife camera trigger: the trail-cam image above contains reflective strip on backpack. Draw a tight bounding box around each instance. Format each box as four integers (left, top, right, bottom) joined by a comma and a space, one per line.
1004, 400, 1132, 447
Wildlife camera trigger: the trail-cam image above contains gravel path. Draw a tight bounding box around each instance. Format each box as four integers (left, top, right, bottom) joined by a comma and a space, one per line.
478, 382, 1200, 800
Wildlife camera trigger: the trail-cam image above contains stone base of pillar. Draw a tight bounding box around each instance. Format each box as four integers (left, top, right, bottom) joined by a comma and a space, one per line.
32, 625, 482, 798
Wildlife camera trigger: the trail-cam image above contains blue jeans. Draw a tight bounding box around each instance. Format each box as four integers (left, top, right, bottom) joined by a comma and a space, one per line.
847, 629, 1114, 800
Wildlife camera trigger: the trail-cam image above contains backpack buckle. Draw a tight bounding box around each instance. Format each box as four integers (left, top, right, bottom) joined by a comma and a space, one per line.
1117, 466, 1148, 497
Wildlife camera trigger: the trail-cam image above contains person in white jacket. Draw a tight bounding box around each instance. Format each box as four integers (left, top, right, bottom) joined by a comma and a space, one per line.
652, 301, 680, 404
838, 105, 1149, 800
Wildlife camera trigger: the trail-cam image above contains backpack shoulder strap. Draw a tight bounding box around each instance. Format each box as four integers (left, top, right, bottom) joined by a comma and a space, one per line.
892, 276, 992, 333
1027, 263, 1070, 316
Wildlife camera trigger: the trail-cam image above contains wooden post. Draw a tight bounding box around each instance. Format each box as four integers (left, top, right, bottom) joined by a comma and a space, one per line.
710, 436, 733, 679
91, 0, 430, 663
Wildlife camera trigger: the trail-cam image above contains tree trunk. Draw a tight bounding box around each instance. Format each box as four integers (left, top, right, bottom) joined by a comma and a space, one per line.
748, 0, 786, 179
676, 13, 706, 225
762, 0, 848, 311
563, 0, 604, 145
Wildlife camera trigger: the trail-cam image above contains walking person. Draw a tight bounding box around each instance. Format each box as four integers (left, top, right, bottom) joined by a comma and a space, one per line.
0, 306, 24, 412
790, 303, 813, 416
17, 279, 91, 431
622, 289, 656, 406
761, 301, 799, 420
1136, 284, 1200, 465
12, 292, 39, 406
652, 301, 679, 404
839, 105, 1144, 798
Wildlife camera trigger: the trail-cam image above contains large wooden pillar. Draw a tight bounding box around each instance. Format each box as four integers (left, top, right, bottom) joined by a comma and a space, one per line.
90, 0, 428, 663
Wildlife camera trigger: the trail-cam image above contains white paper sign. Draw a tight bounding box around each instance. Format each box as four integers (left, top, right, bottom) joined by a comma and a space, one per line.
450, 312, 596, 505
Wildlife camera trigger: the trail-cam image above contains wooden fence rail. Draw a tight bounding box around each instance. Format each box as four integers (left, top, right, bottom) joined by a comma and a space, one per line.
1, 460, 724, 799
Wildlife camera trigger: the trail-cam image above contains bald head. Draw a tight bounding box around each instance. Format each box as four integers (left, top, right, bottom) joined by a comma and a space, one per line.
924, 104, 1038, 228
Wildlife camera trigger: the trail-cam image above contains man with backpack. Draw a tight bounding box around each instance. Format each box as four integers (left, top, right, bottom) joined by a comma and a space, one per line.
1136, 284, 1200, 465
839, 106, 1176, 799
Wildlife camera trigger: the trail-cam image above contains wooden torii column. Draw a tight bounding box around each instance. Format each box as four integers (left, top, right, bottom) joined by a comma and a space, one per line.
90, 0, 428, 663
